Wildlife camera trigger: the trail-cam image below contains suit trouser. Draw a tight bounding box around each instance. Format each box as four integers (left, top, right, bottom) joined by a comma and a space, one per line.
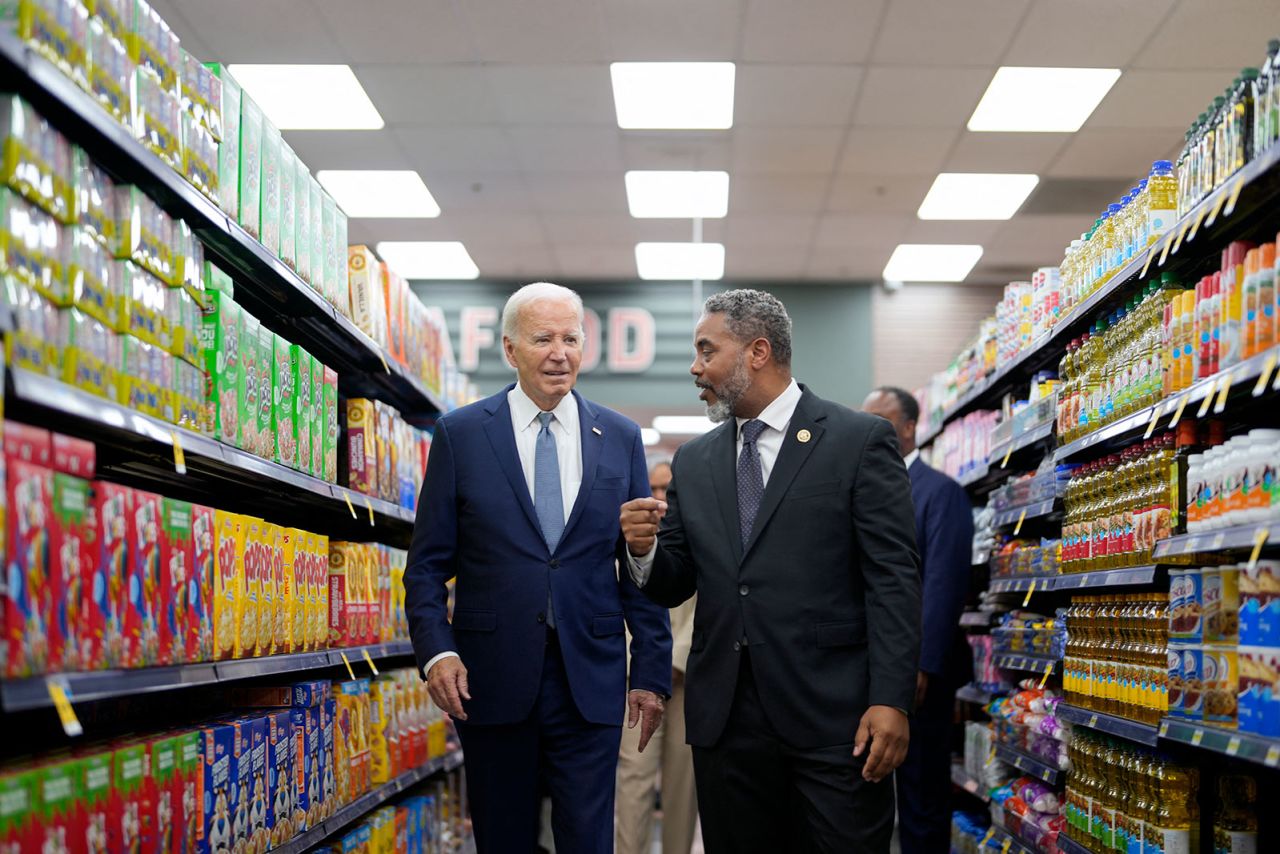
614, 675, 698, 854
455, 630, 621, 854
895, 673, 958, 854
691, 651, 894, 854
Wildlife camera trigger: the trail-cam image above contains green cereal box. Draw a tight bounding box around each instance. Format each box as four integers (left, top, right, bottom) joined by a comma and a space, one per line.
200, 290, 242, 447
273, 336, 298, 468
320, 191, 336, 308
36, 758, 80, 854
334, 207, 349, 318
1, 767, 38, 851
80, 751, 112, 853
295, 347, 313, 477
241, 312, 262, 456
205, 64, 240, 218
310, 357, 323, 478
309, 177, 324, 295
256, 324, 275, 461
203, 260, 234, 299
322, 366, 338, 483
260, 119, 282, 256
238, 93, 264, 239
295, 156, 311, 285
279, 142, 297, 271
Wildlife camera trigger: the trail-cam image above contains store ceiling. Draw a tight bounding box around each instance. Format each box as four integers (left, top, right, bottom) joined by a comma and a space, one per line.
151, 0, 1271, 285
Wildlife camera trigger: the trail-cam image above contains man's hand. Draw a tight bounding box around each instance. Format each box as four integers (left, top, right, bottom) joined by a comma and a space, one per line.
620, 498, 667, 556
915, 671, 929, 708
427, 657, 471, 721
853, 705, 909, 783
627, 689, 665, 753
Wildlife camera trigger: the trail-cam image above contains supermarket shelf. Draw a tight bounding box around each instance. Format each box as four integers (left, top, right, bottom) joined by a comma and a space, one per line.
1055, 343, 1280, 463
1057, 703, 1159, 747
957, 684, 996, 705
994, 743, 1063, 786
951, 763, 990, 803
990, 825, 1041, 854
4, 369, 417, 541
988, 421, 1056, 469
989, 575, 1056, 594
957, 461, 992, 489
0, 30, 446, 422
1058, 833, 1093, 854
1158, 718, 1280, 769
0, 641, 415, 712
1051, 566, 1158, 590
991, 498, 1058, 530
993, 653, 1060, 675
1154, 522, 1278, 559
918, 379, 990, 448
960, 611, 996, 627
274, 750, 465, 854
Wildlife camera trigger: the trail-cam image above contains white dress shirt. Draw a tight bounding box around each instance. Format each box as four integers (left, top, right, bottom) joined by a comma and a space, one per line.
903, 448, 919, 469
424, 384, 584, 678
627, 379, 803, 586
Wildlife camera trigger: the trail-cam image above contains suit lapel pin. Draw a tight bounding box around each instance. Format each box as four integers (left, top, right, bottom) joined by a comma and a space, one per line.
592, 426, 602, 436
797, 428, 812, 443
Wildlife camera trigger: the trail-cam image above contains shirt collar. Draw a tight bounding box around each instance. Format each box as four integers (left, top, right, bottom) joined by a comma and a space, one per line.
904, 449, 920, 469
509, 384, 579, 433
736, 379, 802, 436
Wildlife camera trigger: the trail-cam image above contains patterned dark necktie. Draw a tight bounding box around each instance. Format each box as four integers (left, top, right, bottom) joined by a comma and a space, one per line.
736, 419, 767, 547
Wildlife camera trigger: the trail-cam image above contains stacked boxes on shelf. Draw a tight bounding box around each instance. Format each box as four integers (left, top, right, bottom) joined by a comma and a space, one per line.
346, 397, 431, 510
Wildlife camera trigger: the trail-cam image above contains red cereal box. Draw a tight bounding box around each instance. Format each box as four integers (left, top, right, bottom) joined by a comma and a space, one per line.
176, 730, 202, 853
0, 768, 39, 852
159, 498, 195, 665
345, 399, 376, 496
327, 542, 353, 648
148, 733, 185, 854
118, 489, 163, 668
49, 472, 92, 672
191, 505, 215, 662
3, 454, 53, 678
35, 758, 81, 854
110, 742, 152, 853
4, 422, 52, 465
52, 432, 96, 479
79, 750, 112, 854
89, 482, 133, 670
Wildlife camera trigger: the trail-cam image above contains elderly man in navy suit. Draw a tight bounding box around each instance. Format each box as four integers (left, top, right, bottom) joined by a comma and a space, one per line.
404, 282, 672, 854
864, 386, 974, 854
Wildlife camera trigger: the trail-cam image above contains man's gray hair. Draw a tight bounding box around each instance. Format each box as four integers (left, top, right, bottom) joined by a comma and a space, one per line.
502, 282, 585, 340
702, 289, 793, 367
646, 454, 673, 476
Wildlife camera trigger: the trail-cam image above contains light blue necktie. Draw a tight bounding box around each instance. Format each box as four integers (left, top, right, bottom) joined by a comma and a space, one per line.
535, 412, 565, 629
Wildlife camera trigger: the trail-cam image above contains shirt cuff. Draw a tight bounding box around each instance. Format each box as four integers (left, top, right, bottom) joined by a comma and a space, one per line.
422, 650, 459, 680
625, 544, 656, 587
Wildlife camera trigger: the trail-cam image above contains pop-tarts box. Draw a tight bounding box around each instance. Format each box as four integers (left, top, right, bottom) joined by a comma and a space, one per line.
320, 697, 337, 818
264, 710, 295, 848
197, 721, 244, 854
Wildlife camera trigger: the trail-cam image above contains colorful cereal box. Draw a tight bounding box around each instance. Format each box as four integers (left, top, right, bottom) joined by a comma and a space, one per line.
334, 208, 349, 318
90, 481, 131, 669
282, 528, 304, 654
260, 119, 282, 256
212, 510, 243, 660
191, 504, 216, 662
291, 703, 322, 830
255, 322, 274, 461
232, 716, 270, 854
309, 177, 323, 296
323, 366, 338, 483
158, 498, 194, 665
273, 336, 297, 468
308, 356, 323, 479
375, 403, 394, 504
328, 542, 354, 648
295, 346, 313, 478
197, 722, 240, 854
321, 191, 336, 308
201, 289, 242, 448
346, 399, 377, 496
347, 246, 383, 343
238, 93, 263, 239
316, 534, 329, 649
2, 444, 52, 677
321, 698, 337, 818
204, 64, 240, 218
80, 751, 113, 853
240, 311, 262, 457
36, 758, 81, 854
175, 729, 202, 852
52, 432, 95, 479
110, 742, 152, 853
279, 142, 297, 269
48, 473, 91, 672
242, 517, 269, 657
118, 488, 163, 668
264, 710, 295, 846
148, 733, 183, 854
269, 524, 287, 655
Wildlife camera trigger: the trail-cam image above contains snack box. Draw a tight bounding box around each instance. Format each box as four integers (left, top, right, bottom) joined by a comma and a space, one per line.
294, 154, 310, 284
200, 289, 243, 448
190, 503, 215, 662
72, 147, 116, 246
114, 188, 176, 288
240, 311, 262, 457
320, 192, 336, 308
204, 64, 241, 218
273, 335, 297, 468
347, 246, 383, 344
110, 741, 153, 852
346, 399, 377, 496
35, 757, 81, 854
79, 750, 113, 853
60, 304, 120, 402
197, 721, 243, 854
17, 0, 90, 90
116, 488, 162, 669
157, 497, 194, 665
1, 188, 63, 303
375, 402, 394, 504
212, 510, 243, 660
295, 345, 313, 477
128, 0, 181, 96
233, 715, 270, 854
323, 366, 338, 483
237, 93, 263, 239
0, 95, 75, 224
88, 15, 134, 125
48, 471, 92, 672
134, 66, 183, 172
334, 208, 349, 318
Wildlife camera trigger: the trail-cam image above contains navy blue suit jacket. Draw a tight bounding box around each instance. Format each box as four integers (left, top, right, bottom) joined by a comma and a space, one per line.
908, 457, 974, 678
404, 385, 672, 727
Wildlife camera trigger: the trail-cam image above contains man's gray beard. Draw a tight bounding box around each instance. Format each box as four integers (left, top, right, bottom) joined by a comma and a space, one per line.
704, 354, 751, 423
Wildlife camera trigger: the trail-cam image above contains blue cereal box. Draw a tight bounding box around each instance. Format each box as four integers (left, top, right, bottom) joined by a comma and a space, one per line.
320, 697, 337, 818
197, 722, 241, 854
290, 705, 322, 830
265, 710, 296, 847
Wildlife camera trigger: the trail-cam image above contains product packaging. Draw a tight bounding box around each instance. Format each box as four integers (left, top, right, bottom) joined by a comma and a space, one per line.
117, 488, 162, 668
128, 0, 181, 95
2, 424, 53, 678
197, 721, 242, 854
80, 751, 112, 853
191, 503, 215, 662
346, 399, 377, 496
320, 191, 336, 307
148, 732, 186, 854
109, 742, 152, 852
204, 63, 241, 218
48, 470, 92, 672
87, 14, 134, 125
295, 345, 313, 477
182, 112, 219, 203
295, 154, 311, 285
240, 311, 262, 456
265, 710, 296, 846
310, 356, 324, 479
271, 524, 288, 655
241, 516, 268, 657
309, 177, 323, 296
279, 142, 297, 270
237, 93, 263, 239
212, 510, 242, 660
260, 118, 282, 256
273, 335, 297, 467
17, 0, 90, 89
347, 246, 385, 344
200, 288, 242, 447
255, 322, 274, 459
74, 150, 117, 249
156, 497, 193, 665
35, 757, 81, 854
133, 66, 183, 171
323, 366, 338, 483
0, 95, 75, 224
334, 207, 349, 317
321, 697, 337, 817
1, 188, 63, 302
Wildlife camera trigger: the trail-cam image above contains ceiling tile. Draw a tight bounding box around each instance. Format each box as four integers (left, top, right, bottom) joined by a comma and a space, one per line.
523, 173, 629, 213
602, 0, 742, 60
1086, 70, 1239, 130
168, 0, 345, 62
734, 66, 863, 127
540, 214, 716, 246
725, 214, 819, 247
825, 174, 935, 215
346, 213, 545, 246
470, 242, 561, 279
812, 213, 912, 249
724, 245, 810, 280
741, 0, 886, 64
904, 220, 1004, 244
553, 245, 639, 278
732, 128, 844, 174
1004, 0, 1176, 67
943, 133, 1071, 173
418, 173, 536, 213
729, 174, 830, 214
870, 0, 1031, 66
853, 67, 991, 128
485, 66, 616, 125
1134, 0, 1280, 70
805, 248, 895, 281
511, 127, 625, 173
314, 0, 475, 64
395, 127, 521, 174
837, 128, 958, 175
462, 0, 608, 63
621, 133, 732, 171
284, 130, 409, 170
986, 214, 1083, 266
1048, 128, 1185, 178
356, 66, 504, 126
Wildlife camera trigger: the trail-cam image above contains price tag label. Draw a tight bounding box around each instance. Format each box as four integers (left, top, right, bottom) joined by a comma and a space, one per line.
168, 431, 188, 475
1158, 233, 1174, 267
1159, 721, 1170, 738
1205, 190, 1227, 227
1186, 207, 1208, 242
1077, 574, 1089, 588
1196, 388, 1216, 419
378, 350, 391, 374
46, 678, 83, 738
1253, 353, 1277, 397
1038, 663, 1053, 689
1022, 579, 1036, 607
1088, 714, 1099, 728
1191, 728, 1205, 746
981, 829, 996, 847
1171, 220, 1189, 256
1001, 838, 1012, 854
1265, 745, 1280, 767
1140, 245, 1158, 279
1168, 395, 1189, 428
1002, 444, 1013, 469
1143, 403, 1163, 439
1248, 528, 1270, 571
1213, 374, 1233, 413
363, 496, 375, 527
1227, 736, 1242, 756
340, 651, 356, 680
1015, 757, 1025, 770
1212, 532, 1227, 550
1222, 176, 1246, 218
343, 491, 358, 519
361, 649, 380, 676
1014, 509, 1027, 536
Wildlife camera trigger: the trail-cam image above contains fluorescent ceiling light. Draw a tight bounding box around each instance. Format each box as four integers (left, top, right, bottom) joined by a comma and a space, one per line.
317, 171, 440, 218
228, 64, 384, 129
882, 244, 983, 283
375, 241, 479, 280
610, 62, 735, 129
635, 242, 725, 281
625, 171, 729, 219
967, 67, 1121, 133
641, 428, 661, 446
917, 173, 1040, 220
652, 416, 716, 435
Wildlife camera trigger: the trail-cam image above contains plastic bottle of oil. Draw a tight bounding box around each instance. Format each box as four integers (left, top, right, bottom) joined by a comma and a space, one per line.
1151, 761, 1199, 854
1213, 775, 1258, 854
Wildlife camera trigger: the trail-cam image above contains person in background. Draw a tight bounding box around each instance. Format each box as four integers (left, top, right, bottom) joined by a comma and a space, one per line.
615, 457, 699, 854
404, 282, 672, 854
620, 289, 921, 853
862, 386, 975, 854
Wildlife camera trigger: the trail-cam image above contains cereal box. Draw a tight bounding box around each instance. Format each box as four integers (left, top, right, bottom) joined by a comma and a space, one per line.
148, 733, 184, 854
52, 432, 95, 479
331, 690, 354, 806
260, 119, 282, 255
316, 534, 329, 649
1203, 644, 1238, 727
197, 722, 240, 854
328, 542, 355, 648
281, 528, 302, 654
255, 323, 275, 461
369, 679, 395, 785
309, 356, 323, 479
335, 208, 349, 318
321, 697, 337, 818
80, 751, 112, 853
191, 504, 215, 662
379, 547, 393, 643
232, 716, 270, 854
204, 64, 240, 218
309, 176, 323, 296
3, 432, 52, 677
1204, 565, 1241, 644
295, 153, 311, 285
273, 336, 298, 468
321, 191, 337, 308
369, 807, 394, 852
35, 758, 81, 854
109, 743, 150, 853
291, 704, 322, 830
171, 730, 203, 853
212, 510, 243, 660
238, 92, 263, 239
383, 265, 406, 363
48, 472, 91, 672
158, 498, 194, 665
118, 488, 163, 668
201, 289, 242, 448
295, 346, 313, 477
241, 311, 262, 457
265, 710, 295, 847
1238, 646, 1280, 736
347, 246, 383, 343
279, 142, 297, 270
342, 824, 371, 854
241, 517, 270, 657
323, 366, 338, 483
346, 399, 377, 496
87, 481, 129, 669
375, 402, 394, 504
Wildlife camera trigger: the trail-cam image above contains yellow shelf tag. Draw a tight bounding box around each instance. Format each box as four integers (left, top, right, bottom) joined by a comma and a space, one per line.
1168, 394, 1189, 428
340, 651, 356, 680
981, 829, 996, 847
1191, 728, 1205, 746
1196, 387, 1216, 419
1222, 176, 1245, 218
1255, 353, 1278, 397
1186, 207, 1208, 243
1212, 374, 1232, 414
1089, 714, 1099, 728
363, 496, 375, 527
170, 431, 187, 475
1266, 745, 1280, 766
1038, 663, 1052, 689
1014, 509, 1027, 536
1001, 838, 1012, 854
1159, 721, 1170, 738
1227, 736, 1242, 756
1022, 579, 1036, 607
1143, 403, 1162, 439
343, 491, 358, 519
1248, 527, 1270, 571
1205, 191, 1227, 227
1002, 444, 1013, 469
1170, 220, 1189, 256
1140, 245, 1158, 279
46, 679, 83, 737
362, 649, 380, 676
378, 350, 392, 374
1157, 233, 1174, 267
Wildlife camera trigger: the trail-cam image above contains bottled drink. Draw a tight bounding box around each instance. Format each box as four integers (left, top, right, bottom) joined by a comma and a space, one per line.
1147, 161, 1178, 247
1257, 41, 1280, 156
1214, 775, 1258, 854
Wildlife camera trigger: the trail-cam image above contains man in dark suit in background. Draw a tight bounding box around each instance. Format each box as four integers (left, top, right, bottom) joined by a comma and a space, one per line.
620, 289, 922, 853
405, 282, 672, 854
863, 386, 975, 854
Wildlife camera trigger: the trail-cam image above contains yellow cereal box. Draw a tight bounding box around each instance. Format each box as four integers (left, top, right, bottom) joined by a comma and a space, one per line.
241, 516, 268, 656
304, 529, 322, 651
212, 510, 243, 660
280, 527, 301, 654
268, 523, 286, 655
315, 534, 329, 649
368, 679, 394, 785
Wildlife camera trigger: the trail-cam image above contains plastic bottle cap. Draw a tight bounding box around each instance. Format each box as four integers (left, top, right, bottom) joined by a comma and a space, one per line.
1153, 160, 1173, 171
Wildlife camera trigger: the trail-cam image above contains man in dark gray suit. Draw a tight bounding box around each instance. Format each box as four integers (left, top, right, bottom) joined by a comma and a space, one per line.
620, 289, 922, 853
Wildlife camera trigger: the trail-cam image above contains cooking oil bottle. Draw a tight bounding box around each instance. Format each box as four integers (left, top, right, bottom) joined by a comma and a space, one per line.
1150, 761, 1199, 854
1213, 775, 1258, 854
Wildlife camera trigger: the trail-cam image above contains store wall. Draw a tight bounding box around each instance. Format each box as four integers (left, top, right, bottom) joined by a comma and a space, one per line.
871, 282, 1005, 395
409, 281, 874, 412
